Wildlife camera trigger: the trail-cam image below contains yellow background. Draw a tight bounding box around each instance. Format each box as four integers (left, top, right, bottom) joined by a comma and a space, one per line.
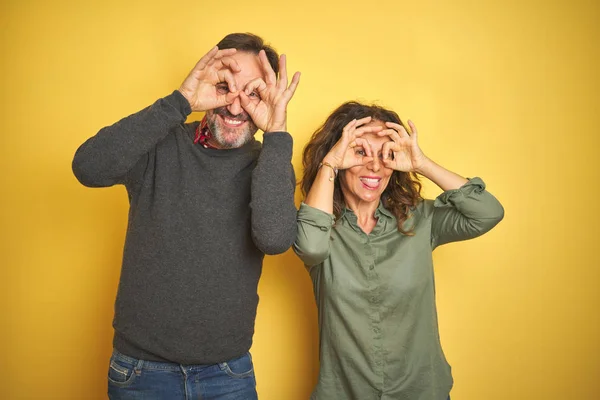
2, 0, 599, 399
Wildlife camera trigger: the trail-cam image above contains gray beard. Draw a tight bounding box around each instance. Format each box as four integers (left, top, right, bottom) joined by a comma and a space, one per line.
207, 115, 258, 149
208, 121, 256, 149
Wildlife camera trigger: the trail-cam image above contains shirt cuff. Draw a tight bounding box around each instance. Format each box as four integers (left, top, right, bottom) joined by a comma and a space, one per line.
298, 202, 336, 230
434, 177, 486, 207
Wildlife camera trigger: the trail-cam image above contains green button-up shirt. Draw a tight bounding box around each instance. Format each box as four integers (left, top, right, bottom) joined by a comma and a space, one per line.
294, 178, 504, 400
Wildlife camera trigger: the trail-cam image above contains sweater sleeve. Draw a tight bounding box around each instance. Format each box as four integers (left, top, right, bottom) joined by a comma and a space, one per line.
293, 202, 336, 268
430, 177, 505, 249
249, 131, 297, 255
72, 90, 191, 188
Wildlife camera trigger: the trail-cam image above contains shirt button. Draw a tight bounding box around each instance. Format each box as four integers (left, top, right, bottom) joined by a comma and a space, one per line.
369, 265, 374, 270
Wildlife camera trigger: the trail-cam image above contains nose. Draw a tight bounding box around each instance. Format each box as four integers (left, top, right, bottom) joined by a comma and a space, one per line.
368, 156, 381, 172
227, 97, 242, 116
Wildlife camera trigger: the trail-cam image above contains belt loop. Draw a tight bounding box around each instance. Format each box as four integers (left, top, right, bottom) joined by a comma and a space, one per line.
134, 358, 144, 376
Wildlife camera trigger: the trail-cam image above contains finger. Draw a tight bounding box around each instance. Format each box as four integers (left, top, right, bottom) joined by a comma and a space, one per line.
376, 129, 397, 140
342, 119, 358, 137
194, 46, 219, 71
217, 69, 238, 92
244, 78, 268, 97
347, 135, 366, 152
239, 91, 257, 113
360, 156, 374, 165
216, 56, 242, 73
364, 140, 374, 158
379, 128, 403, 143
225, 91, 239, 105
354, 116, 372, 128
213, 48, 237, 59
204, 48, 238, 70
279, 71, 301, 104
385, 121, 410, 138
342, 119, 362, 142
397, 125, 411, 139
382, 158, 395, 169
407, 119, 418, 140
354, 138, 373, 157
214, 86, 239, 109
382, 141, 394, 160
349, 136, 366, 148
259, 50, 277, 85
354, 125, 383, 136
277, 54, 288, 90
204, 49, 241, 72
289, 71, 301, 92
214, 88, 238, 108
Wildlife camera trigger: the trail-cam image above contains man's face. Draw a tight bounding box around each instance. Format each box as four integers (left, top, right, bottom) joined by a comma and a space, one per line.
205, 51, 264, 149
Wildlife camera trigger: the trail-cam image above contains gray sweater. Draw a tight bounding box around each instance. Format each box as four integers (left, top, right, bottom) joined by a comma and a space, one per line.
72, 91, 296, 364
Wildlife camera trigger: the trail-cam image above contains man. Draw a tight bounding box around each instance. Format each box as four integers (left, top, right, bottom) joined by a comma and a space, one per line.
72, 33, 300, 399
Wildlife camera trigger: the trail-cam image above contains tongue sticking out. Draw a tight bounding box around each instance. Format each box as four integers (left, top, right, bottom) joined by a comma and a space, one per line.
360, 178, 380, 189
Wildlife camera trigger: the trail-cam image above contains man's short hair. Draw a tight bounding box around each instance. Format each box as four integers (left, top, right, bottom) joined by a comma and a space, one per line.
217, 33, 279, 75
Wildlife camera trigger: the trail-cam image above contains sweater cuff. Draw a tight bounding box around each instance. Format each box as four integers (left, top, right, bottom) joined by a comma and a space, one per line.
169, 90, 193, 117
262, 131, 293, 156
434, 177, 486, 207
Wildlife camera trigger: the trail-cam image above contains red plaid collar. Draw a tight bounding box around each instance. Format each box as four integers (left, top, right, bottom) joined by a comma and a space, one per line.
193, 116, 217, 149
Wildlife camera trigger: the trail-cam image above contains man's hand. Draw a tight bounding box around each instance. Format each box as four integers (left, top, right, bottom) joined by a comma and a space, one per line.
238, 51, 300, 133
178, 46, 241, 112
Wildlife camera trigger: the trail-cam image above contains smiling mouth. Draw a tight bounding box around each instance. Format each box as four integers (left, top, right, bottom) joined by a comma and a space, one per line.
219, 115, 246, 127
359, 177, 381, 189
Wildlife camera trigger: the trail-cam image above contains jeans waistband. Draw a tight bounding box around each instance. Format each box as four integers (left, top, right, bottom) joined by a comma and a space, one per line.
112, 349, 190, 371
112, 348, 237, 371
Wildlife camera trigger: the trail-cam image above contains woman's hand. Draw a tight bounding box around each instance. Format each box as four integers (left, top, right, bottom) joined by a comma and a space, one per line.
379, 120, 428, 172
323, 117, 383, 170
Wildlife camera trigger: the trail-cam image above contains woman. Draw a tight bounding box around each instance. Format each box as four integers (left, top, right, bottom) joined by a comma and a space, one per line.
294, 102, 504, 400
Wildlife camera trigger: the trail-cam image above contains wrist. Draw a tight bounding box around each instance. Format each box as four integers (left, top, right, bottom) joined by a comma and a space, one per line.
265, 123, 286, 133
319, 160, 338, 182
322, 154, 340, 169
414, 156, 434, 176
177, 88, 192, 104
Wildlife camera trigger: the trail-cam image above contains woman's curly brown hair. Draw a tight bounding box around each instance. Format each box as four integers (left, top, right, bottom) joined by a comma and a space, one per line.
300, 101, 423, 234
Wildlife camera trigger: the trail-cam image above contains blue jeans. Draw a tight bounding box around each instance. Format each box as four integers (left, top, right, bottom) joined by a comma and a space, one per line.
107, 349, 258, 400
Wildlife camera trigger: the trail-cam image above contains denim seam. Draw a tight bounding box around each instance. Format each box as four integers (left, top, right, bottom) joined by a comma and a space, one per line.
109, 361, 128, 376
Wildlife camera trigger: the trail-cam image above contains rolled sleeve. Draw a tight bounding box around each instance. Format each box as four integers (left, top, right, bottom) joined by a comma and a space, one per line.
293, 202, 336, 267
431, 177, 504, 248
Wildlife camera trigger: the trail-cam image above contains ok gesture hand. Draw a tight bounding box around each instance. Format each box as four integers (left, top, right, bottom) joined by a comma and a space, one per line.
324, 117, 383, 170
239, 51, 301, 133
379, 120, 428, 172
178, 46, 241, 112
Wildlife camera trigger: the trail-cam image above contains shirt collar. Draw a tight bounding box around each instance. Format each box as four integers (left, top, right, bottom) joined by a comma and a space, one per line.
193, 115, 218, 149
341, 200, 394, 221
375, 201, 395, 219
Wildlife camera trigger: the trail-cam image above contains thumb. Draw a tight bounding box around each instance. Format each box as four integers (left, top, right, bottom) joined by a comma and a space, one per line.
239, 91, 257, 114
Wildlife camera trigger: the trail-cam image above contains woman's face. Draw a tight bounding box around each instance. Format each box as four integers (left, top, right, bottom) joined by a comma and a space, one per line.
339, 120, 394, 206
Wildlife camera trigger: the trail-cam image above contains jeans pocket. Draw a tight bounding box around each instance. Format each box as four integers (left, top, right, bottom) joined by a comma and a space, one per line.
220, 352, 254, 379
107, 353, 138, 387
